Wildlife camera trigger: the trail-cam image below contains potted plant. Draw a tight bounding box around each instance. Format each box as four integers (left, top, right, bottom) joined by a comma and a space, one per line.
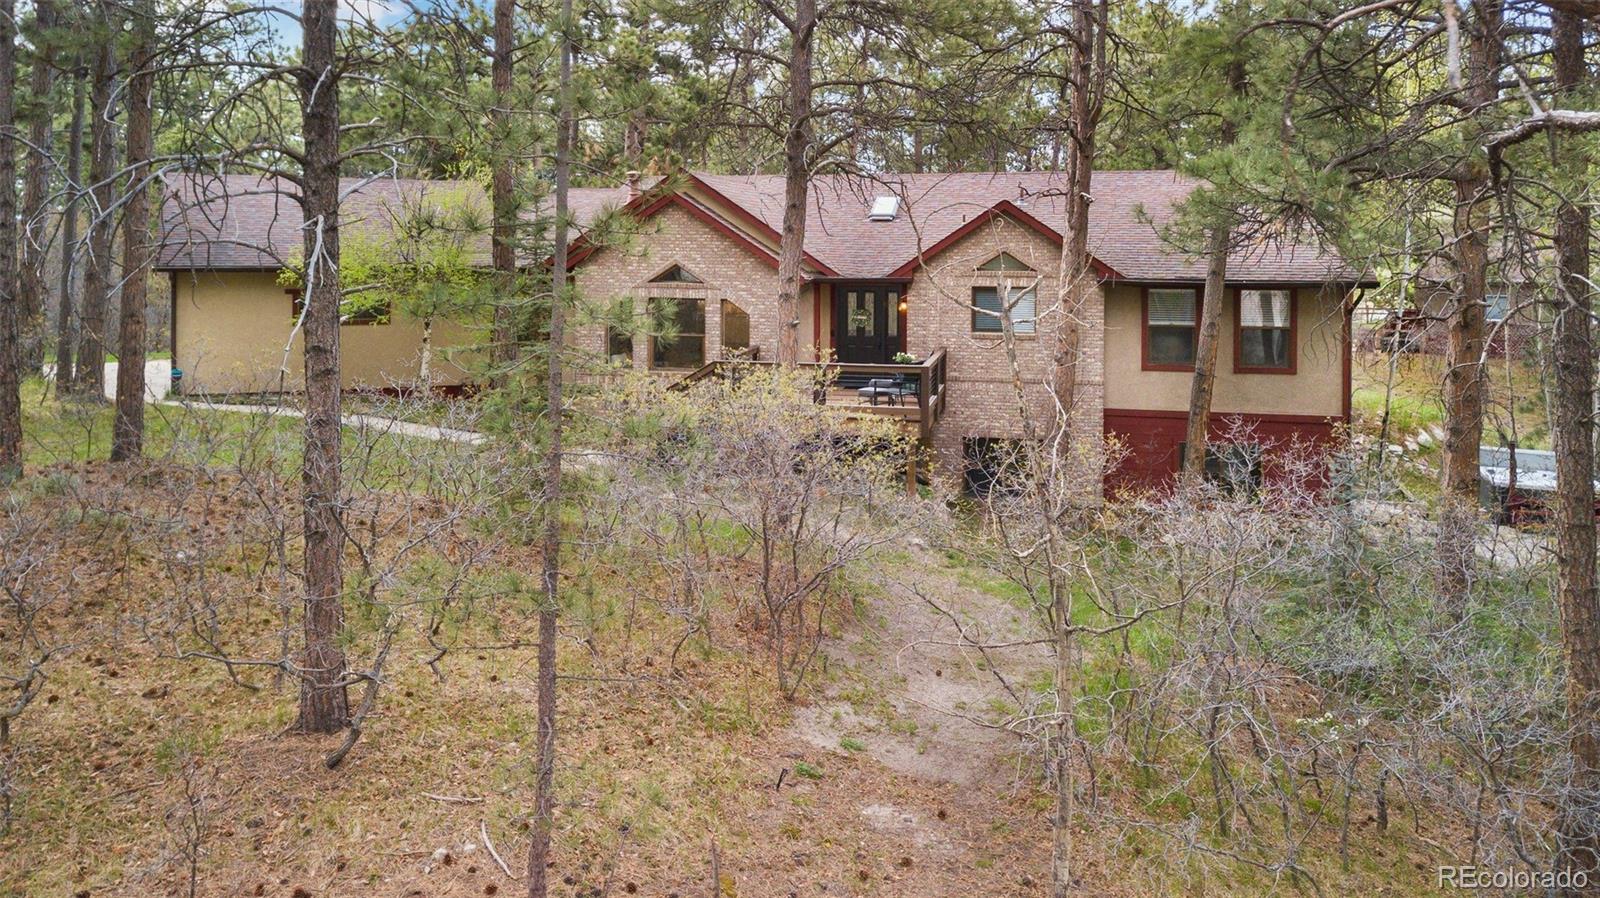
892, 351, 918, 364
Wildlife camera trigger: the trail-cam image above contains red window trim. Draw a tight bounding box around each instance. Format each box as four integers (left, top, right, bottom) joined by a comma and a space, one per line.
1232, 287, 1298, 375
1140, 285, 1201, 372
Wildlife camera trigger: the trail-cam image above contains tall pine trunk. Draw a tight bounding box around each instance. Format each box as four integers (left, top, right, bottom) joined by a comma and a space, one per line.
1180, 59, 1244, 487
1549, 2, 1600, 877
111, 2, 154, 462
1051, 0, 1103, 456
774, 0, 814, 367
1436, 0, 1499, 600
0, 0, 21, 481
1049, 2, 1105, 893
489, 0, 515, 382
527, 0, 573, 891
52, 61, 85, 389
294, 0, 349, 735
17, 0, 55, 373
69, 19, 117, 401
1181, 225, 1229, 486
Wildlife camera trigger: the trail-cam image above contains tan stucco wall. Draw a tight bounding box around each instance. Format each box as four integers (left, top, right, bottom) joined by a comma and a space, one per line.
570, 202, 825, 367
170, 270, 475, 394
1102, 283, 1347, 417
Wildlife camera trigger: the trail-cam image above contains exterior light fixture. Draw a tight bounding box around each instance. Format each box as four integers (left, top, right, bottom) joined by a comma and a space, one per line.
897, 297, 909, 313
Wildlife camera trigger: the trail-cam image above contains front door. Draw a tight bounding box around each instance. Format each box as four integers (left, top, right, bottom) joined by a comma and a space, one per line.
834, 285, 901, 363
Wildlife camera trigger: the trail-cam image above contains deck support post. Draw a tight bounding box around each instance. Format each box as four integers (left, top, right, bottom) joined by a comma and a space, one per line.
906, 448, 918, 497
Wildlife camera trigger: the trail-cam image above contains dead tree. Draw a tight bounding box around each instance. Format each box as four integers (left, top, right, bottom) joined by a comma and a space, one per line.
111, 0, 155, 462
0, 0, 19, 481
294, 0, 350, 734
17, 0, 57, 372
52, 61, 85, 388
69, 9, 118, 401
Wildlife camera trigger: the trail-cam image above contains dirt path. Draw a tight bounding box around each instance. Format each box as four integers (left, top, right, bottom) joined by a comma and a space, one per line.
788, 541, 1052, 787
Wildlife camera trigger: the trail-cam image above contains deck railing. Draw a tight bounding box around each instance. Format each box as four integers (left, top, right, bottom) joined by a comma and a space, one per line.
673, 347, 949, 440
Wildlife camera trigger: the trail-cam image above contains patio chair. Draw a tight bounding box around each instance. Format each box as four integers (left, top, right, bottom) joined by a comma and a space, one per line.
857, 376, 917, 407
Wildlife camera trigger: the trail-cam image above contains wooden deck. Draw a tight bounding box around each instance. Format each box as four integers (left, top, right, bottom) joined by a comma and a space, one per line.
674, 349, 949, 440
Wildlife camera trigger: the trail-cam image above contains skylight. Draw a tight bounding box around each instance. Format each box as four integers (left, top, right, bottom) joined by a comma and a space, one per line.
867, 196, 900, 222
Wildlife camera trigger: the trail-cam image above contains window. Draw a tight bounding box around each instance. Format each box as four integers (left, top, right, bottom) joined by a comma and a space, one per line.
650, 264, 702, 284
1486, 293, 1509, 323
963, 437, 1025, 497
1145, 288, 1197, 368
1178, 442, 1263, 495
977, 252, 1034, 272
606, 327, 634, 365
721, 300, 751, 354
972, 286, 1037, 335
649, 297, 705, 369
1236, 289, 1294, 372
606, 298, 635, 364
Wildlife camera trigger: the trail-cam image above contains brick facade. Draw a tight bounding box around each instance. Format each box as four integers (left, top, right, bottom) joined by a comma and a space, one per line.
567, 184, 1351, 492
570, 203, 823, 371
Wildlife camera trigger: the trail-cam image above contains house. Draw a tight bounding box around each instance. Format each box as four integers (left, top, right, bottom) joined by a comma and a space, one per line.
157, 170, 1372, 492
156, 174, 505, 394
1366, 276, 1535, 360
567, 172, 1370, 492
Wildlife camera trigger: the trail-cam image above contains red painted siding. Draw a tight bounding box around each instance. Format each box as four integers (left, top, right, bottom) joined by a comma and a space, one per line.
1103, 408, 1340, 496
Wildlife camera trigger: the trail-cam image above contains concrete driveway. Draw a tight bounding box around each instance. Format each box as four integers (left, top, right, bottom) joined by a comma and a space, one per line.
41, 358, 173, 402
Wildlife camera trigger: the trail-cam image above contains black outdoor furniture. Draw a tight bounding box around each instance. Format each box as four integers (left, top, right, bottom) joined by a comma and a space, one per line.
857, 376, 917, 407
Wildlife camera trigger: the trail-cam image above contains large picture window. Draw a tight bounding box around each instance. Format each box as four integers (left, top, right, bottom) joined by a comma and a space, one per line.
1236, 289, 1294, 372
649, 296, 706, 369
972, 286, 1037, 335
1144, 288, 1197, 368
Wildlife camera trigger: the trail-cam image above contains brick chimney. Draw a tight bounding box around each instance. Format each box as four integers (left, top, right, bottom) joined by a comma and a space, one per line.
625, 170, 641, 201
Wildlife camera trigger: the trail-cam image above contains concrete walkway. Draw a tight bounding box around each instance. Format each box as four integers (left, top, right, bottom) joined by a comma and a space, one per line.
159, 397, 487, 445
42, 359, 485, 445
41, 358, 173, 402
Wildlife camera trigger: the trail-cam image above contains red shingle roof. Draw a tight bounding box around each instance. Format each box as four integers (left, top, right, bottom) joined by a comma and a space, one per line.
156, 173, 627, 271
693, 170, 1363, 284
159, 170, 1366, 285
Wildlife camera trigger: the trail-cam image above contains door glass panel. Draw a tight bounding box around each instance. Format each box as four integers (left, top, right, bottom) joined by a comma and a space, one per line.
887, 291, 899, 337
848, 291, 875, 336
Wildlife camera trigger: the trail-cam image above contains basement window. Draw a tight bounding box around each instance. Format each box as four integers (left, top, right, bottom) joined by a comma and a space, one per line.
963, 437, 1025, 497
1178, 442, 1263, 495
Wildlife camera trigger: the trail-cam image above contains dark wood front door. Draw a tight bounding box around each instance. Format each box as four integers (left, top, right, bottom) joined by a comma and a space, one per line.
834, 285, 901, 363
